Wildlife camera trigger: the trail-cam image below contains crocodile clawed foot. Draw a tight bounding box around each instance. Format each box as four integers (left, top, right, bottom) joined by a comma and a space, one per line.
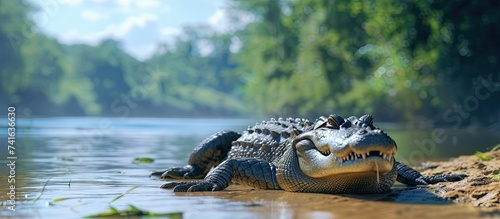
150, 170, 167, 177
396, 161, 468, 186
420, 173, 468, 185
151, 165, 205, 179
414, 177, 429, 185
442, 173, 468, 182
161, 181, 218, 192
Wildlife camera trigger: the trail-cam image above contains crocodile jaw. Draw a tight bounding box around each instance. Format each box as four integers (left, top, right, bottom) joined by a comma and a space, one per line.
297, 147, 394, 178
295, 128, 397, 178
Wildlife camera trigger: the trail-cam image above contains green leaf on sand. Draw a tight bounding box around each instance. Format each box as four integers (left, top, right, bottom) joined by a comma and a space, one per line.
492, 174, 500, 181
474, 151, 493, 161
84, 205, 182, 218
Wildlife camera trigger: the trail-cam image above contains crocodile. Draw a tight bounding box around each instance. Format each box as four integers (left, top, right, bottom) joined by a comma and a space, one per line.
151, 114, 466, 194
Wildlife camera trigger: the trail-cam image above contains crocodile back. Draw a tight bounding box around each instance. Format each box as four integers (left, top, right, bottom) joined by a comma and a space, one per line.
227, 117, 313, 163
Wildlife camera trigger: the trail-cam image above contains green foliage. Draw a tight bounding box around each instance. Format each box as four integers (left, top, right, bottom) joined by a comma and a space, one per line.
490, 144, 500, 152
492, 174, 500, 181
132, 157, 154, 164
0, 0, 498, 124
145, 26, 247, 116
474, 151, 493, 161
86, 186, 182, 218
50, 197, 81, 204
0, 0, 34, 99
84, 205, 182, 218
232, 0, 499, 123
110, 185, 139, 203
32, 178, 51, 203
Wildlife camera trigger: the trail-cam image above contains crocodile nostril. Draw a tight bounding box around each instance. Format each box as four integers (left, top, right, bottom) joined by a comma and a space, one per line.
357, 129, 367, 135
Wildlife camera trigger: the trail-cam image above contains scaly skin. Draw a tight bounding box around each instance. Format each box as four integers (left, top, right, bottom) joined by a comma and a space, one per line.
152, 114, 467, 194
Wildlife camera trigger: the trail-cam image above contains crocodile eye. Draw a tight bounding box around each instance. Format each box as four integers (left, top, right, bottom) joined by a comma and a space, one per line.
329, 114, 344, 128
358, 114, 374, 126
295, 139, 316, 153
313, 114, 344, 129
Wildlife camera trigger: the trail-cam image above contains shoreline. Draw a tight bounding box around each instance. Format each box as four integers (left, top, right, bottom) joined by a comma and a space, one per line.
420, 149, 500, 207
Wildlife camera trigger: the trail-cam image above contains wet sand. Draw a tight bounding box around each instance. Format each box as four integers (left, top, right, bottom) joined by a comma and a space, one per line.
168, 184, 492, 218
419, 149, 500, 207
153, 150, 500, 218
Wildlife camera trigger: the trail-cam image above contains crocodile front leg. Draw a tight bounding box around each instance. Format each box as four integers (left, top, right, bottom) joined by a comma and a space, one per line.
151, 130, 241, 179
395, 161, 467, 186
160, 158, 281, 192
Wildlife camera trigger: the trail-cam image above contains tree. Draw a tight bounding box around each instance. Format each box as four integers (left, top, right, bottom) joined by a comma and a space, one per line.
0, 0, 34, 107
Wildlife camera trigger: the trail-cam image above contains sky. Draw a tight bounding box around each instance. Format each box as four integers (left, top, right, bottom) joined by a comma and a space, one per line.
29, 0, 234, 60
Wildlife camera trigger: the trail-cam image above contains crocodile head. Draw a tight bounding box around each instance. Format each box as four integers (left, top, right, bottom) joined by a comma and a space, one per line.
296, 114, 397, 177
277, 114, 398, 194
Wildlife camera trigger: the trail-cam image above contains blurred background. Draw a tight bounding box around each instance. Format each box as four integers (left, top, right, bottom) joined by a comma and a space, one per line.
0, 1, 499, 217
0, 0, 499, 127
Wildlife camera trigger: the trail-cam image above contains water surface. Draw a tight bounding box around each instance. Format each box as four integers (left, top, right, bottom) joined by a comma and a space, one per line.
0, 117, 498, 218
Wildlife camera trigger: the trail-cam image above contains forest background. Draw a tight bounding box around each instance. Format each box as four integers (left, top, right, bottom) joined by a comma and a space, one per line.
1, 0, 498, 127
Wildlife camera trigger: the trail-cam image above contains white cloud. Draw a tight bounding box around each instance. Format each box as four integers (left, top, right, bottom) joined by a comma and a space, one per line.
112, 0, 163, 11
59, 14, 158, 45
58, 0, 84, 6
39, 1, 230, 59
208, 10, 225, 26
102, 14, 158, 37
115, 0, 131, 7
81, 10, 107, 21
207, 9, 247, 33
136, 0, 161, 9
123, 14, 156, 30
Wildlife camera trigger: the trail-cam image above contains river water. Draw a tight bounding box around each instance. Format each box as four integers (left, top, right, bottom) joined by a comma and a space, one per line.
0, 117, 498, 218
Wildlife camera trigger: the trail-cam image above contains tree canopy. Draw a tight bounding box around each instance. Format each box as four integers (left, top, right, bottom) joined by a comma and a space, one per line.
0, 0, 498, 126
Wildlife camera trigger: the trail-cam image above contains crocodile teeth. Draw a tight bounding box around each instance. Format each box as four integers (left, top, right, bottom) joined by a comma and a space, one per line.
337, 151, 393, 163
